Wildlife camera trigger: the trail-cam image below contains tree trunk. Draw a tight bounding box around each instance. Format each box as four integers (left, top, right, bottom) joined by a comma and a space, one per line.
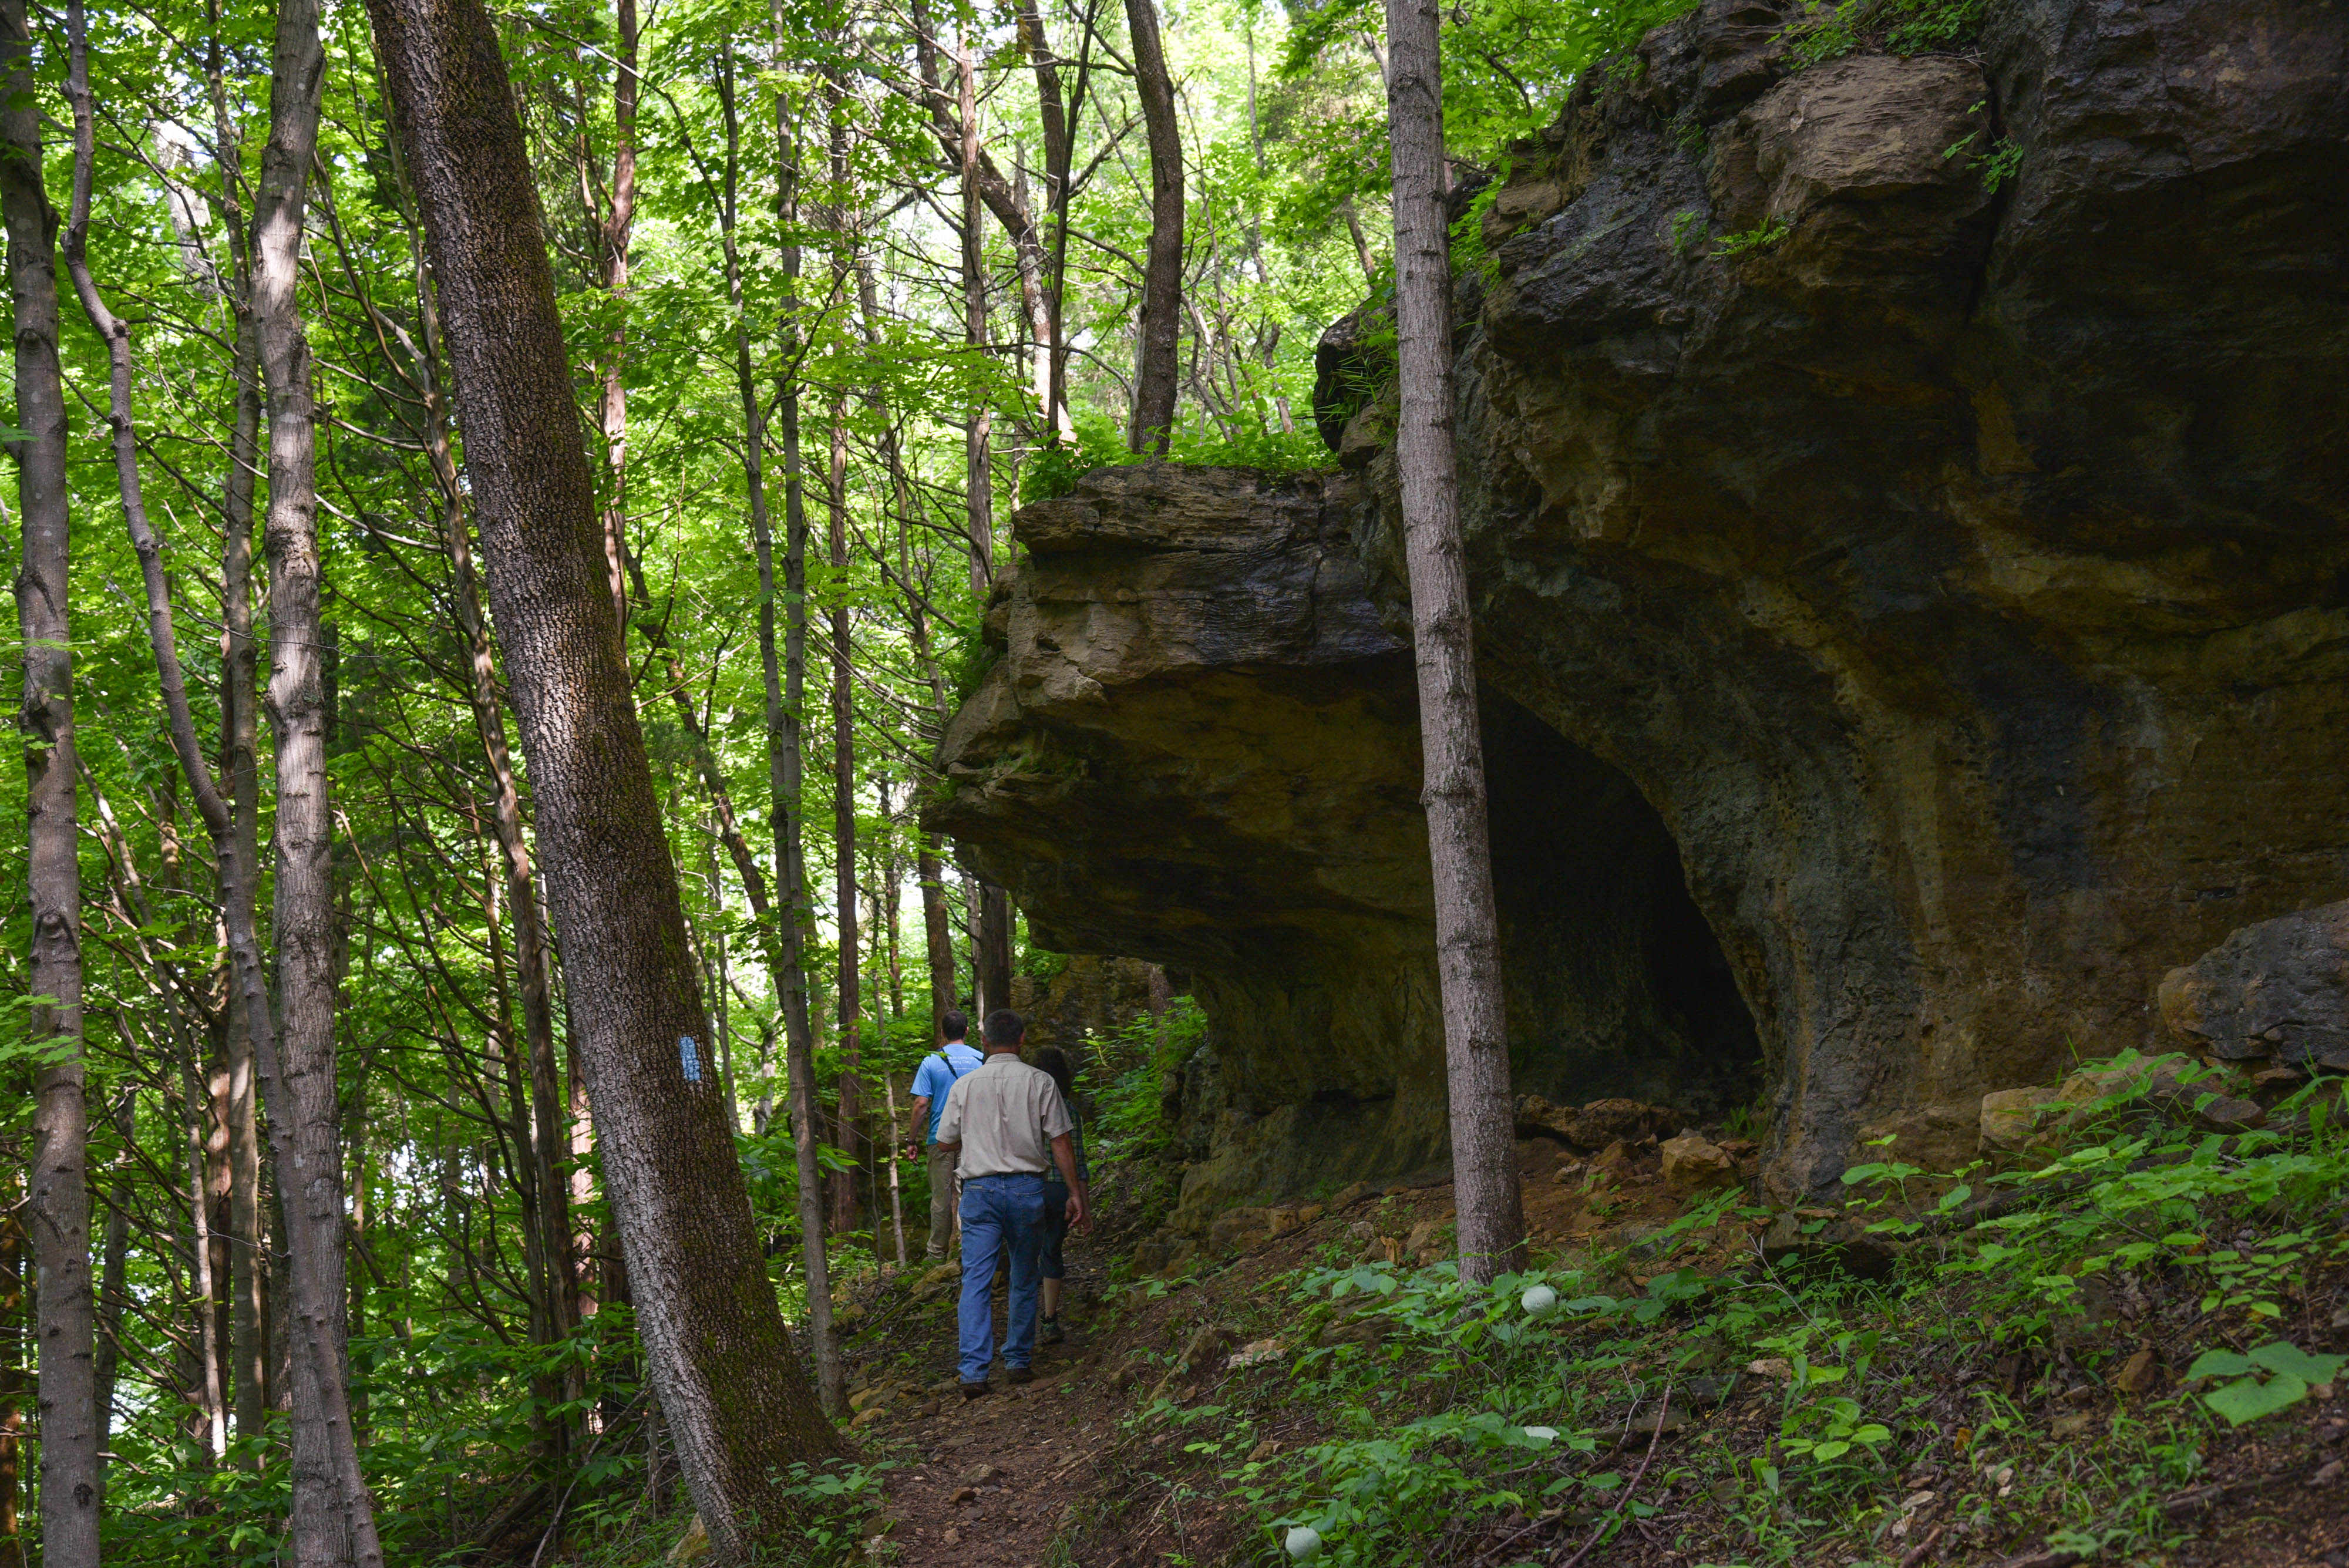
200, 20, 270, 1459
0, 1203, 24, 1568
955, 36, 995, 590
975, 884, 1014, 1018
2, 5, 96, 1553
917, 847, 958, 1044
747, 32, 844, 1414
401, 194, 574, 1368
823, 111, 863, 1236
366, 0, 841, 1543
1124, 0, 1183, 453
250, 0, 387, 1551
1380, 0, 1523, 1286
595, 0, 638, 631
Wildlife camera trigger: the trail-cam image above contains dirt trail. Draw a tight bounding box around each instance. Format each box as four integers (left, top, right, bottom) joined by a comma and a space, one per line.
859, 1242, 1126, 1568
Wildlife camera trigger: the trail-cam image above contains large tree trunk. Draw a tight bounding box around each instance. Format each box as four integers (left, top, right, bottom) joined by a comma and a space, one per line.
2, 4, 97, 1556
250, 0, 386, 1552
745, 34, 844, 1415
1380, 0, 1523, 1286
1124, 0, 1183, 453
366, 0, 840, 1543
199, 24, 270, 1459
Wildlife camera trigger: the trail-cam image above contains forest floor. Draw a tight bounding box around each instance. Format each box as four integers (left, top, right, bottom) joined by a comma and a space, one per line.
816, 1066, 2349, 1568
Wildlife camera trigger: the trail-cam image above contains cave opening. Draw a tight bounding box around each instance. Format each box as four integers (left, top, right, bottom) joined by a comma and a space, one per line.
1481, 690, 1764, 1118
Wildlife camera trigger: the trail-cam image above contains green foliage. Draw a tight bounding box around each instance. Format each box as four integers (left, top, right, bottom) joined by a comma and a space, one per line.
1119, 1056, 2349, 1565
2189, 1341, 2347, 1426
1714, 218, 1792, 258
1018, 410, 1332, 507
1789, 0, 1987, 66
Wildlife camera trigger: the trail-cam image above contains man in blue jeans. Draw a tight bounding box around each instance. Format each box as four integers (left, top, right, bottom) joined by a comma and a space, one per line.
933, 1008, 1089, 1398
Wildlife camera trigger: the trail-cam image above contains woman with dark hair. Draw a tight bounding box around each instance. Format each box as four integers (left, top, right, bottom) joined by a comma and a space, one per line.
1030, 1045, 1089, 1344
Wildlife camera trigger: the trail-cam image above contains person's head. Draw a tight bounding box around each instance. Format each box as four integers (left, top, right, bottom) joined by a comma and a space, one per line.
982, 1008, 1025, 1051
941, 1008, 970, 1044
1033, 1045, 1073, 1101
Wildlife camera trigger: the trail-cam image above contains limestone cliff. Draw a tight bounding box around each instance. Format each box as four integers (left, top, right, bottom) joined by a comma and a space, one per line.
931, 466, 1758, 1222
938, 0, 2349, 1204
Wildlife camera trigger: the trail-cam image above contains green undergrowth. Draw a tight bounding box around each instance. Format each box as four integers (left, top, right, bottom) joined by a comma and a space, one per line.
1788, 0, 1985, 66
1084, 1054, 2349, 1566
1018, 412, 1331, 505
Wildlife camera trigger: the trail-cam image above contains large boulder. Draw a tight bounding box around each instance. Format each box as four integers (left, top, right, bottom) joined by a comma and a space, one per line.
2159, 901, 2349, 1069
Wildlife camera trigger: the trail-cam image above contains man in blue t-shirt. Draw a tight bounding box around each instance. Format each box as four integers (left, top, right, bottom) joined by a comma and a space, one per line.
907, 1010, 985, 1261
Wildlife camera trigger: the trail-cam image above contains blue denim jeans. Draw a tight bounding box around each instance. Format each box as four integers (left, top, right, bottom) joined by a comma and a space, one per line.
957, 1173, 1046, 1382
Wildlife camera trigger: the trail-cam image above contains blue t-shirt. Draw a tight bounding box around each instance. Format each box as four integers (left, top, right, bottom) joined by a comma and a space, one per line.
912, 1042, 985, 1142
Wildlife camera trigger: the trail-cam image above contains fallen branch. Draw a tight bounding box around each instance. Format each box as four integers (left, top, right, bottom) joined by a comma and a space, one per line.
1557, 1383, 1671, 1568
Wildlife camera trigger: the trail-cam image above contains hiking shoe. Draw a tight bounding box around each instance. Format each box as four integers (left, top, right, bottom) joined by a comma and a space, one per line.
1005, 1366, 1035, 1385
960, 1379, 991, 1401
1041, 1315, 1065, 1345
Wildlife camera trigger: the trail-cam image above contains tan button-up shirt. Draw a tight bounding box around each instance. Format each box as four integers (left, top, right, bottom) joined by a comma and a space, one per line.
936, 1053, 1072, 1179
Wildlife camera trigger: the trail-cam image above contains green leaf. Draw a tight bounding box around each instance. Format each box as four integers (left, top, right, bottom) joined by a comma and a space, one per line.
1851, 1424, 1893, 1445
2185, 1348, 2256, 1380
2249, 1342, 2345, 1384
2205, 1371, 2308, 1426
1809, 1440, 1851, 1461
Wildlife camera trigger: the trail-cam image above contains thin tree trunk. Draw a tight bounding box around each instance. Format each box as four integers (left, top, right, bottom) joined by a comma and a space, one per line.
250, 0, 386, 1549
741, 33, 843, 1415
0, 1202, 22, 1568
763, 33, 846, 1414
595, 0, 638, 630
823, 97, 864, 1237
955, 35, 994, 591
366, 0, 841, 1543
91, 1093, 133, 1471
1125, 0, 1183, 453
1381, 0, 1523, 1286
918, 846, 957, 1042
976, 885, 1014, 1019
3, 4, 96, 1551
200, 5, 271, 1458
401, 194, 575, 1368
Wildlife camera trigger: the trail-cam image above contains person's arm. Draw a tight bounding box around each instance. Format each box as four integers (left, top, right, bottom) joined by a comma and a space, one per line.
1051, 1131, 1089, 1231
906, 1095, 930, 1159
934, 1080, 963, 1156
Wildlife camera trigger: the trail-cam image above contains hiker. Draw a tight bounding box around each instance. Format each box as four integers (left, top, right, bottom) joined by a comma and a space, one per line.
907, 1010, 985, 1262
1030, 1046, 1090, 1345
933, 1009, 1090, 1397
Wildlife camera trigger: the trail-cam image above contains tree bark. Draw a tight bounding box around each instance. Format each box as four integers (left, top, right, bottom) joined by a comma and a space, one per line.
975, 884, 1014, 1018
746, 33, 844, 1414
2, 3, 96, 1554
917, 846, 958, 1044
1124, 0, 1183, 453
823, 95, 864, 1239
595, 0, 638, 631
955, 33, 995, 591
200, 12, 270, 1457
0, 1203, 25, 1568
1381, 0, 1523, 1286
366, 0, 841, 1543
250, 0, 388, 1551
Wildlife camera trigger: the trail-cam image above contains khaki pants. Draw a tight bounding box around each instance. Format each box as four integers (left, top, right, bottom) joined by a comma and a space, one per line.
927, 1143, 960, 1261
